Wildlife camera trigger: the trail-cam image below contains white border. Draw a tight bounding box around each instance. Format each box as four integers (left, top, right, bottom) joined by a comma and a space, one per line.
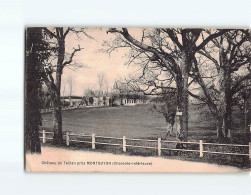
0, 0, 250, 194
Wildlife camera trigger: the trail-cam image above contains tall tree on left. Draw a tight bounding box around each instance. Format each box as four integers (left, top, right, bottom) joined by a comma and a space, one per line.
41, 27, 84, 145
25, 28, 50, 153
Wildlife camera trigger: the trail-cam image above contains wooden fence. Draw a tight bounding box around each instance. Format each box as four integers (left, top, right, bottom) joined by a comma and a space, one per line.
39, 130, 251, 160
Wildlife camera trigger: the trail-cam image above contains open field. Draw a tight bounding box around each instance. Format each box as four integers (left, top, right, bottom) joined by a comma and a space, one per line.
41, 104, 249, 168
42, 105, 168, 139
41, 104, 245, 142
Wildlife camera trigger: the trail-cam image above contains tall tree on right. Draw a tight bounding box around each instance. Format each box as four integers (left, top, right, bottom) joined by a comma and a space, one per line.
189, 29, 251, 142
107, 28, 228, 141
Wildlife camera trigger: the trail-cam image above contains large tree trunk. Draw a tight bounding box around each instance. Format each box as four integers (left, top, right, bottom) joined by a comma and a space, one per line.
51, 91, 63, 145
25, 28, 44, 154
215, 110, 232, 142
51, 35, 65, 144
216, 114, 232, 142
25, 100, 42, 153
175, 52, 191, 142
216, 117, 225, 142
180, 70, 189, 141
25, 79, 42, 153
223, 65, 232, 138
175, 87, 188, 141
176, 84, 189, 141
224, 100, 232, 138
215, 64, 233, 141
25, 119, 41, 153
50, 65, 64, 144
215, 107, 233, 142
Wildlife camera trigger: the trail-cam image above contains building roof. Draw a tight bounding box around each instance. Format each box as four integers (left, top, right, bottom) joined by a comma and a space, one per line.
61, 96, 83, 100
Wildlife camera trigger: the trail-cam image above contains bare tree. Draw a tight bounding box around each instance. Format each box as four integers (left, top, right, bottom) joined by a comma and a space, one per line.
41, 27, 87, 144
106, 28, 228, 141
98, 72, 109, 93
189, 29, 251, 142
97, 72, 109, 106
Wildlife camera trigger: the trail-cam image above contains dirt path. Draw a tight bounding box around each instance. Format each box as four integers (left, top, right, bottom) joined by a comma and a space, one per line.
25, 146, 248, 173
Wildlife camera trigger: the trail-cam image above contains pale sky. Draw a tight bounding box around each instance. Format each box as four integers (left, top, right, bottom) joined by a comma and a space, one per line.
61, 28, 139, 96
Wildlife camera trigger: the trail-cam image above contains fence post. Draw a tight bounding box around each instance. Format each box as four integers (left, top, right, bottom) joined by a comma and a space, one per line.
158, 138, 161, 157
42, 130, 46, 144
123, 136, 126, 152
199, 140, 203, 157
92, 134, 95, 149
66, 132, 69, 146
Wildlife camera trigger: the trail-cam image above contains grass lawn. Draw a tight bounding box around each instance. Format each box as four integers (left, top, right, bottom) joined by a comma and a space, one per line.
41, 104, 249, 168
41, 104, 245, 141
42, 105, 168, 139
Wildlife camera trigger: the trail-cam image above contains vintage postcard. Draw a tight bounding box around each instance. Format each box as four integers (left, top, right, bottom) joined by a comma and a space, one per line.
25, 27, 251, 172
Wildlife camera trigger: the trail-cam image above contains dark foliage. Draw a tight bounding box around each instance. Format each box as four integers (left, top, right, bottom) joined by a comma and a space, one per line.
25, 28, 50, 153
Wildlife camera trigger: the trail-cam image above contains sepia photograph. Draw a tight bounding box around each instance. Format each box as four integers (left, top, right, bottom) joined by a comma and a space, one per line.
24, 27, 251, 173
1, 0, 251, 194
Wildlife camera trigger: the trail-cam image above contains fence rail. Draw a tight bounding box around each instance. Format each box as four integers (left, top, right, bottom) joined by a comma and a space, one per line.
39, 130, 251, 159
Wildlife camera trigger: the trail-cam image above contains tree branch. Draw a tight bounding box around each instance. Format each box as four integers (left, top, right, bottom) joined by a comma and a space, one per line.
161, 29, 183, 50
62, 45, 83, 67
63, 27, 72, 38
108, 28, 179, 75
195, 29, 230, 52
198, 50, 220, 71
188, 91, 206, 102
192, 56, 218, 114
